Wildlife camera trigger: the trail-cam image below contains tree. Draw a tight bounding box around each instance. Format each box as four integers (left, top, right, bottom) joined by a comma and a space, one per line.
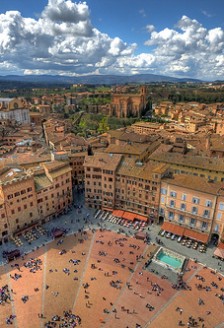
97, 117, 109, 134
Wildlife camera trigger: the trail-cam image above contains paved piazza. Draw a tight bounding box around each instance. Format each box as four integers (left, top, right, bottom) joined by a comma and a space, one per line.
0, 201, 224, 327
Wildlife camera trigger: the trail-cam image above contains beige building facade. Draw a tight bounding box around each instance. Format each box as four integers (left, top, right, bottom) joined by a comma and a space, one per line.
159, 174, 224, 243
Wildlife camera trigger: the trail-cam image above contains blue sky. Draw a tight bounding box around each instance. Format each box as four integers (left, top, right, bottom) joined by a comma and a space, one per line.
0, 0, 223, 79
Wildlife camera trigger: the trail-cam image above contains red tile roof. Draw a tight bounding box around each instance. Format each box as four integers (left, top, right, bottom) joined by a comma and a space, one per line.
217, 242, 224, 249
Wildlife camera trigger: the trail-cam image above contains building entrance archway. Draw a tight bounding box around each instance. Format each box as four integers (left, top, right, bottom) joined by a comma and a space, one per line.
158, 216, 164, 225
211, 233, 219, 245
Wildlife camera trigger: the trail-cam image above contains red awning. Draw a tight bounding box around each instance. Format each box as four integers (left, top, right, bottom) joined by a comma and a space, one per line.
161, 222, 185, 236
184, 229, 209, 244
134, 214, 148, 222
122, 211, 135, 221
214, 247, 224, 259
217, 242, 224, 249
113, 210, 124, 218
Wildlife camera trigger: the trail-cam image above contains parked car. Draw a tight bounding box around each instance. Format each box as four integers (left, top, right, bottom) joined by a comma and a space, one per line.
161, 230, 166, 237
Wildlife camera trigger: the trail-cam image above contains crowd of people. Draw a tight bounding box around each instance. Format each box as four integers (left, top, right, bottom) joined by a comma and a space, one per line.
44, 311, 81, 328
0, 284, 11, 305
0, 203, 223, 327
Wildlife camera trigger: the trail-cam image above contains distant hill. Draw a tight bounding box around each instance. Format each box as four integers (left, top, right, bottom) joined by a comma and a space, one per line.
0, 73, 202, 89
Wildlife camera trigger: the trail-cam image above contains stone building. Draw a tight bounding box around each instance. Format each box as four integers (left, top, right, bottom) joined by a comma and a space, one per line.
0, 167, 39, 243
114, 158, 169, 221
0, 161, 72, 245
34, 161, 72, 222
84, 152, 169, 222
84, 153, 122, 210
0, 97, 30, 124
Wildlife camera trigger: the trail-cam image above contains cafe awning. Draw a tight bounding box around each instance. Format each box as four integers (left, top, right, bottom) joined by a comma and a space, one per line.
184, 229, 209, 244
113, 210, 124, 218
122, 211, 135, 221
214, 247, 224, 259
214, 242, 224, 259
113, 210, 148, 222
134, 214, 148, 222
161, 222, 185, 236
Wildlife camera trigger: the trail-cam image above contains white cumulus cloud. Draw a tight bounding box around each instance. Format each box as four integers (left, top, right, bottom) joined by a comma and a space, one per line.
0, 0, 136, 76
0, 2, 223, 80
144, 15, 224, 79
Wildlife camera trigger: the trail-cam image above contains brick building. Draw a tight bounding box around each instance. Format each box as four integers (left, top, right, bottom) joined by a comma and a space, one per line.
0, 161, 72, 245
84, 153, 122, 210
110, 85, 148, 118
84, 152, 169, 222
0, 167, 39, 244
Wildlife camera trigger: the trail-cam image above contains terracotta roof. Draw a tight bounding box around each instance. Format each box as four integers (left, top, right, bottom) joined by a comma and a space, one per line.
48, 134, 66, 145
162, 174, 224, 195
68, 152, 86, 158
210, 136, 224, 152
11, 154, 51, 166
108, 129, 157, 143
105, 140, 161, 157
104, 143, 148, 156
150, 151, 224, 172
117, 157, 168, 179
132, 122, 162, 129
148, 144, 173, 156
0, 167, 30, 184
34, 174, 52, 191
49, 166, 71, 179
84, 153, 122, 171
42, 161, 71, 178
43, 161, 69, 172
